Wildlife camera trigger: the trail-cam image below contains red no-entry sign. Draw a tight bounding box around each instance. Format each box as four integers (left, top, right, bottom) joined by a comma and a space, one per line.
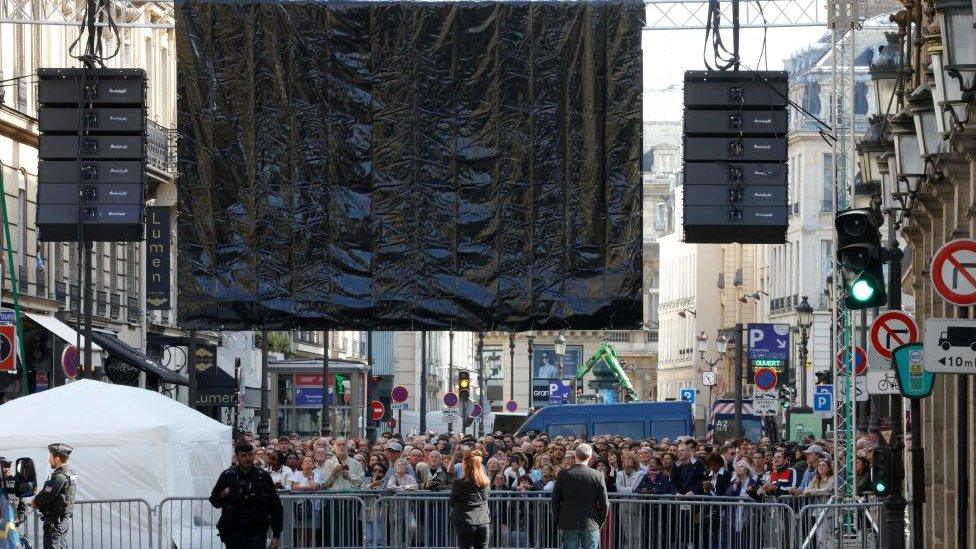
931, 239, 976, 306
869, 311, 918, 360
370, 400, 385, 421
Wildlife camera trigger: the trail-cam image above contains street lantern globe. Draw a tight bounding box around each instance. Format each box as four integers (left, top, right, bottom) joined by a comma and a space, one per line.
890, 112, 925, 180
936, 0, 976, 97
857, 115, 887, 184
553, 333, 566, 358
869, 33, 902, 116
795, 295, 814, 330
907, 84, 941, 158
697, 331, 709, 354
716, 334, 730, 355
929, 45, 970, 130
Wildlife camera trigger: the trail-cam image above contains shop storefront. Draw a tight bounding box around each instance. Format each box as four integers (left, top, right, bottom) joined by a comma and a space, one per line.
269, 358, 367, 437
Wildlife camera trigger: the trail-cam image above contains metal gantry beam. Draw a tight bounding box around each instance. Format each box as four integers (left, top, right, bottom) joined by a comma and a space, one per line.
644, 0, 827, 30
0, 0, 174, 29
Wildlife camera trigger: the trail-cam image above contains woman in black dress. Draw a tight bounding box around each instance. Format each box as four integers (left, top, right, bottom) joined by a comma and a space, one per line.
449, 450, 491, 549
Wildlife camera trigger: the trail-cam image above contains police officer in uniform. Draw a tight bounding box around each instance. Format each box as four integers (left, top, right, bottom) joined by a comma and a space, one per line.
210, 439, 283, 549
32, 443, 76, 549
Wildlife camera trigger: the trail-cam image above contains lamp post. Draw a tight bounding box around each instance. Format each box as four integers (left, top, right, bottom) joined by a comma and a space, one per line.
697, 332, 729, 423
794, 296, 814, 408
554, 333, 567, 403
936, 0, 976, 98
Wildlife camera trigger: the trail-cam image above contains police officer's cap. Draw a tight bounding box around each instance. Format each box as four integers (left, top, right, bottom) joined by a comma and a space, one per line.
234, 438, 255, 454
48, 443, 73, 458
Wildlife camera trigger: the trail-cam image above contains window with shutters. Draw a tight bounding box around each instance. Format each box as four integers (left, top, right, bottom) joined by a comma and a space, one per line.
821, 153, 835, 212
95, 242, 104, 294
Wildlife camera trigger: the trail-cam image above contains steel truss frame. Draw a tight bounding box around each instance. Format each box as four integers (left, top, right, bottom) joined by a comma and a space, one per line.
0, 0, 173, 29
645, 0, 827, 30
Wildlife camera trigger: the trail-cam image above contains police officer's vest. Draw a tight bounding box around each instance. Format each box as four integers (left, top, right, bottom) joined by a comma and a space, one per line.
46, 466, 77, 519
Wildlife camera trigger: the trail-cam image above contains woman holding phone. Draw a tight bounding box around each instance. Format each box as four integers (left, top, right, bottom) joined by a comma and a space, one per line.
449, 450, 491, 549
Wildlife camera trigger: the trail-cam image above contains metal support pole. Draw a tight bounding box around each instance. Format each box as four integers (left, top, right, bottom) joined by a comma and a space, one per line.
188, 330, 198, 410
734, 322, 744, 438
799, 330, 809, 407
732, 0, 740, 69
82, 241, 93, 377
509, 332, 516, 403
366, 332, 377, 442
420, 330, 428, 434
883, 225, 907, 549
477, 331, 485, 437
859, 309, 871, 432
527, 336, 535, 410
232, 356, 241, 440
447, 330, 454, 436
957, 307, 970, 549
258, 330, 270, 444
321, 331, 331, 436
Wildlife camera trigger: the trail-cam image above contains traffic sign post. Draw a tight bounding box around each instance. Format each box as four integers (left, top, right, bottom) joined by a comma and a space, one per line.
0, 325, 15, 373
865, 370, 901, 395
443, 392, 459, 409
505, 400, 518, 413
813, 390, 832, 416
923, 318, 976, 374
679, 388, 696, 404
855, 376, 869, 402
754, 367, 779, 391
836, 346, 868, 376
470, 403, 483, 419
391, 386, 409, 435
930, 239, 976, 306
370, 400, 385, 421
868, 311, 919, 370
61, 344, 79, 379
752, 388, 779, 416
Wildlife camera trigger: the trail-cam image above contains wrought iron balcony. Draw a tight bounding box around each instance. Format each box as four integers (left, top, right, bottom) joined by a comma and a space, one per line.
146, 119, 177, 174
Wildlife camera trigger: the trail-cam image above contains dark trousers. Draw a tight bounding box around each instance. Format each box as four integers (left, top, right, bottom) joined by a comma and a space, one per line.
456, 523, 489, 549
42, 517, 69, 549
220, 530, 267, 549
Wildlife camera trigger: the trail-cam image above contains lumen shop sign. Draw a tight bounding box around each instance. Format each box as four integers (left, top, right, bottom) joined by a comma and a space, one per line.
146, 206, 171, 310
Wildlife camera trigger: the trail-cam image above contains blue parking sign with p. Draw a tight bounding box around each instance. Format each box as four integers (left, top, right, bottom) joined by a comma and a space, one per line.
814, 392, 832, 413
679, 388, 696, 403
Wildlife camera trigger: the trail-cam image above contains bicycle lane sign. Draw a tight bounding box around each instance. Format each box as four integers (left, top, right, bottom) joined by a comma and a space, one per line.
930, 239, 976, 306
865, 370, 900, 395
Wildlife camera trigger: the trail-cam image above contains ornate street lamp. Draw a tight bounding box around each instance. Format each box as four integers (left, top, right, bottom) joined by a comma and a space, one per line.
857, 115, 888, 185
794, 296, 814, 406
890, 112, 925, 203
553, 332, 566, 378
906, 84, 942, 159
936, 0, 976, 96
870, 33, 903, 116
697, 332, 728, 419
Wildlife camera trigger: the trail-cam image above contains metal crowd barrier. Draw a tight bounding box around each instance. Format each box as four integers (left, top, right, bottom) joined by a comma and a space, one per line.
15, 491, 892, 548
796, 500, 885, 549
28, 499, 154, 549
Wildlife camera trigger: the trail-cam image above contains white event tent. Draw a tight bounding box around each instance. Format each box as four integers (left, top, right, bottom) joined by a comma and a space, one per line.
0, 379, 232, 547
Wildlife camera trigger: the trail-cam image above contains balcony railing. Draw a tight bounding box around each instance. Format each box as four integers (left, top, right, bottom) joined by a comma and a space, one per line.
146, 119, 177, 173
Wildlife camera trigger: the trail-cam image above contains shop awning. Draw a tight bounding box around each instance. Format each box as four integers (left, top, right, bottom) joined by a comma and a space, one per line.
89, 332, 189, 385
25, 312, 102, 352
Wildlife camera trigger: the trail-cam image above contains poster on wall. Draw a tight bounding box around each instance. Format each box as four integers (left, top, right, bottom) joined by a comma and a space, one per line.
483, 346, 504, 402
531, 345, 583, 408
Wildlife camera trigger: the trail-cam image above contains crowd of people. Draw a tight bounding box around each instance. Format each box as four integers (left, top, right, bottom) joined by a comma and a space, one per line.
218, 429, 886, 548
237, 429, 886, 498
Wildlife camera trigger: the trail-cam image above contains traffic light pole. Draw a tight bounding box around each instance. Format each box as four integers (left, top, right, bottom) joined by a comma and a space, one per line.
733, 322, 744, 438
883, 229, 907, 549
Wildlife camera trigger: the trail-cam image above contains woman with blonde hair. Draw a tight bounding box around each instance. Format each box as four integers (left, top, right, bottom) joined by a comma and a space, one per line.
450, 450, 491, 549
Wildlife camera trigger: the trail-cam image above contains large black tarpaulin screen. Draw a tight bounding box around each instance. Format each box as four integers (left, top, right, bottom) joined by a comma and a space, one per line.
177, 0, 644, 331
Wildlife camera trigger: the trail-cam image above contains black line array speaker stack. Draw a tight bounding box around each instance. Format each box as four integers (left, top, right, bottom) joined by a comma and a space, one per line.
36, 68, 147, 242
682, 70, 790, 244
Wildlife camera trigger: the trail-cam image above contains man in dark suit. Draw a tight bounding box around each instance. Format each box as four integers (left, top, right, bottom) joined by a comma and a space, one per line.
551, 444, 608, 549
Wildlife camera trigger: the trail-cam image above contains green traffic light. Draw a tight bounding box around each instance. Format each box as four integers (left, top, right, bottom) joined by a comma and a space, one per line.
874, 480, 888, 494
851, 279, 875, 302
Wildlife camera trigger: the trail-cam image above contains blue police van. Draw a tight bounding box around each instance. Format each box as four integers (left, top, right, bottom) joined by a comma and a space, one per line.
514, 402, 694, 440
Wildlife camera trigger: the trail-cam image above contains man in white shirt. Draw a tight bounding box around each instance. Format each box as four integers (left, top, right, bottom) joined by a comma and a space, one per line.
320, 438, 365, 491
319, 438, 365, 546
